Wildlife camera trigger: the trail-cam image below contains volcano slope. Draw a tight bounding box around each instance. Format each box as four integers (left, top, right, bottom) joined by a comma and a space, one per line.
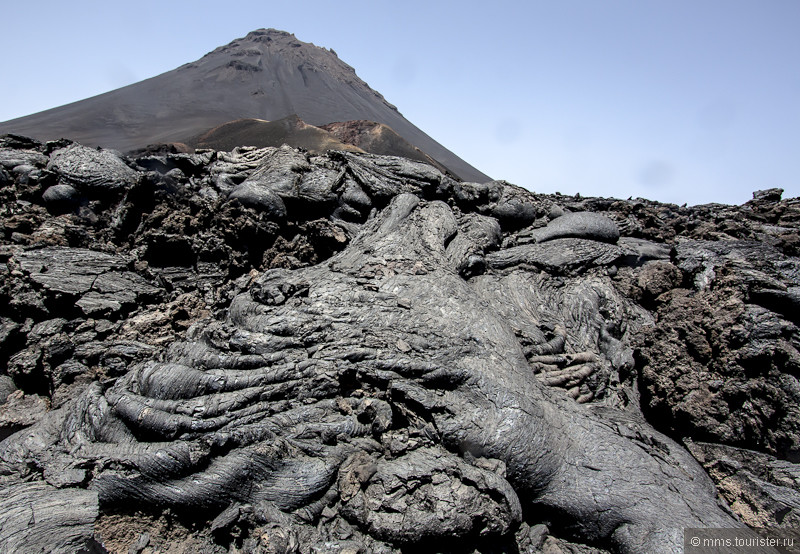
1, 135, 800, 553
0, 28, 489, 183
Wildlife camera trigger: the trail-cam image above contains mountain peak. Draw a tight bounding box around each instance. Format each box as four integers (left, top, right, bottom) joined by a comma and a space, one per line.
206, 28, 314, 57
0, 29, 490, 182
246, 27, 295, 38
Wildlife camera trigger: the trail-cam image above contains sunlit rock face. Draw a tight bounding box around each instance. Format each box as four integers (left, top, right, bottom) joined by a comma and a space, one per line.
1, 134, 799, 552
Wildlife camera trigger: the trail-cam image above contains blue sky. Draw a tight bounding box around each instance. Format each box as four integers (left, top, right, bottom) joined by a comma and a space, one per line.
1, 1, 797, 205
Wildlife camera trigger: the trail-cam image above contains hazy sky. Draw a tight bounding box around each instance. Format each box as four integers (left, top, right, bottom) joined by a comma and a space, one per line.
1, 0, 797, 206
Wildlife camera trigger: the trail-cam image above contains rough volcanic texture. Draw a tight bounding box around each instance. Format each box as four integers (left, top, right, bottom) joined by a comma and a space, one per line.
633, 240, 800, 459
189, 116, 365, 156
320, 120, 453, 177
1, 134, 800, 553
0, 29, 489, 183
687, 441, 800, 528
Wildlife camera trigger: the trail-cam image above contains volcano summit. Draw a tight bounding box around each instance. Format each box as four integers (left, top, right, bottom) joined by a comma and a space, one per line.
0, 29, 488, 183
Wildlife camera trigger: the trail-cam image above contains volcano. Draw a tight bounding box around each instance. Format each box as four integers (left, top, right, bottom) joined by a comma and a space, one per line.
0, 29, 489, 182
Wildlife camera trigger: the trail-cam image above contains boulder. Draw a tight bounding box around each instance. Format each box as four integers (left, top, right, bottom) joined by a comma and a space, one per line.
47, 143, 139, 193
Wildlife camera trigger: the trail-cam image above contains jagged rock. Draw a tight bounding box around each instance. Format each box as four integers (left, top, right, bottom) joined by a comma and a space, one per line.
1, 137, 799, 552
753, 188, 784, 202
635, 260, 683, 306
14, 247, 162, 318
0, 134, 43, 150
636, 238, 800, 459
339, 151, 442, 203
6, 346, 43, 383
1, 193, 739, 554
0, 147, 48, 170
0, 390, 49, 430
687, 441, 800, 529
338, 447, 521, 543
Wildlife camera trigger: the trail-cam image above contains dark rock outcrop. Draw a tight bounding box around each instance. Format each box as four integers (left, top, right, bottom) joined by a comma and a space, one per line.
635, 238, 800, 459
0, 136, 798, 553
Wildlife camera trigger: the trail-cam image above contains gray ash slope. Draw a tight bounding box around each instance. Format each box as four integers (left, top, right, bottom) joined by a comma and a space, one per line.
1, 134, 800, 553
0, 29, 489, 183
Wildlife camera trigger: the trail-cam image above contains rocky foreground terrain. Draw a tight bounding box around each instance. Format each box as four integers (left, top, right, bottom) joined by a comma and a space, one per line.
1, 133, 799, 553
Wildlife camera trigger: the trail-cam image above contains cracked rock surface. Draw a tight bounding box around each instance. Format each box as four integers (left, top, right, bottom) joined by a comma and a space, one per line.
1, 134, 799, 553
